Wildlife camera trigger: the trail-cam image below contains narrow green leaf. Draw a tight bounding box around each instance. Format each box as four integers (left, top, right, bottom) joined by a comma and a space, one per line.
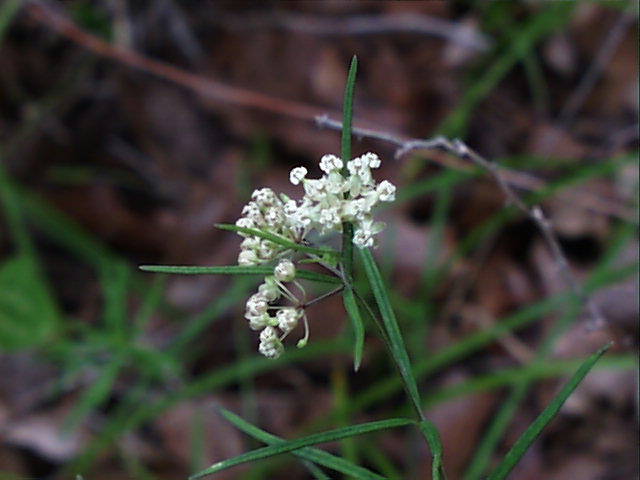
358, 248, 422, 417
64, 356, 124, 432
341, 55, 357, 171
219, 408, 386, 480
417, 420, 446, 480
190, 417, 413, 479
0, 255, 60, 350
487, 343, 612, 480
342, 287, 365, 371
215, 223, 338, 258
139, 265, 341, 285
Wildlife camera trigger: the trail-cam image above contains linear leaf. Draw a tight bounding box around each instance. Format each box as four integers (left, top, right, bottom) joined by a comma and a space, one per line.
139, 265, 341, 285
417, 420, 445, 480
342, 287, 365, 371
487, 343, 612, 480
215, 223, 338, 257
219, 408, 386, 480
341, 55, 357, 169
190, 417, 413, 479
358, 248, 422, 417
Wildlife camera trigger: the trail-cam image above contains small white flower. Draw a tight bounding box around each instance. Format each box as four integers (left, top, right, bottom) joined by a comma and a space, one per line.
238, 249, 259, 265
361, 152, 381, 169
258, 326, 284, 358
303, 178, 326, 201
252, 188, 278, 206
274, 259, 296, 282
318, 207, 341, 231
347, 157, 363, 176
258, 277, 280, 302
246, 293, 268, 316
235, 217, 255, 233
289, 167, 308, 185
376, 180, 396, 202
264, 206, 284, 227
283, 199, 298, 215
247, 313, 270, 331
240, 237, 261, 251
319, 154, 343, 174
276, 307, 302, 334
241, 202, 262, 221
259, 339, 284, 358
258, 240, 276, 260
259, 325, 278, 342
353, 229, 375, 248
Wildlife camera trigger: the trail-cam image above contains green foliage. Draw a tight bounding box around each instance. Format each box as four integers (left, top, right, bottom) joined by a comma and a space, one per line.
190, 417, 413, 479
218, 408, 387, 480
139, 264, 341, 285
0, 254, 60, 350
487, 343, 612, 480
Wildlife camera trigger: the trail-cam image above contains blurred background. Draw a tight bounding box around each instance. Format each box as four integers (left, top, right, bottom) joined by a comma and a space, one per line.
0, 1, 638, 479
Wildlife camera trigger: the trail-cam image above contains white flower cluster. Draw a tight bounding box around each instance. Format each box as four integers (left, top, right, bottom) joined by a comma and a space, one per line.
244, 259, 307, 359
235, 152, 395, 266
236, 188, 304, 266
235, 152, 395, 358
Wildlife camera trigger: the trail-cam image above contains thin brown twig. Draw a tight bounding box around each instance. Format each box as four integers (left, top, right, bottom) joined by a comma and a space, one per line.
209, 11, 492, 52
316, 116, 607, 330
25, 1, 326, 122
558, 4, 636, 126
316, 116, 634, 221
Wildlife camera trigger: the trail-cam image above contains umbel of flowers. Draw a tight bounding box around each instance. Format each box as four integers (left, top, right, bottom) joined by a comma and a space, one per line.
236, 152, 395, 358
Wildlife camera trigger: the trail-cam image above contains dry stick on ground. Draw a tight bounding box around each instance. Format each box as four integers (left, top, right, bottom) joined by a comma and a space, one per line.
316, 116, 607, 330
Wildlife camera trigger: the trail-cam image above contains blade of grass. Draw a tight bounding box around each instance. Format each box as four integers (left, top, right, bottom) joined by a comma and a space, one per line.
66, 338, 351, 473
438, 1, 575, 138
325, 257, 637, 421
139, 264, 341, 285
464, 223, 637, 479
215, 223, 338, 258
487, 343, 613, 480
342, 286, 365, 371
358, 248, 445, 479
190, 417, 412, 479
219, 408, 386, 480
419, 354, 636, 411
417, 420, 445, 480
63, 355, 125, 432
358, 248, 422, 418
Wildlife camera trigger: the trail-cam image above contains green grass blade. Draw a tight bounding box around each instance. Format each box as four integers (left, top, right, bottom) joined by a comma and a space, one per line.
139, 265, 341, 285
190, 417, 412, 479
439, 1, 575, 137
358, 248, 422, 418
417, 420, 445, 480
341, 55, 357, 169
487, 343, 613, 480
219, 408, 387, 480
342, 287, 365, 371
64, 356, 124, 432
215, 223, 338, 258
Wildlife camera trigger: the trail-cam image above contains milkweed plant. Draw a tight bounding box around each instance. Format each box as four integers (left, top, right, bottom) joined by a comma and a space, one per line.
141, 56, 612, 480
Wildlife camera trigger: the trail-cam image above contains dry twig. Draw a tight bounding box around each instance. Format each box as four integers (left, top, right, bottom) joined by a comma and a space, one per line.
209, 11, 492, 52
316, 116, 607, 330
